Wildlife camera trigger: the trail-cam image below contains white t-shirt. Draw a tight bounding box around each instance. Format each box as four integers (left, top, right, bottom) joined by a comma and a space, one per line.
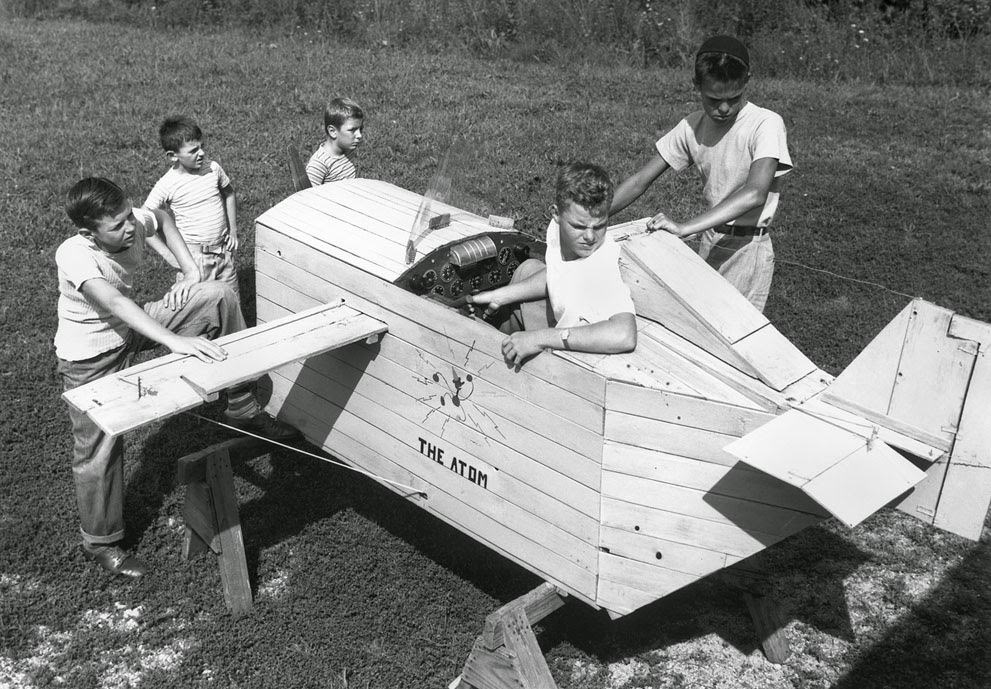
655, 102, 793, 228
544, 219, 635, 328
143, 160, 231, 245
54, 207, 158, 361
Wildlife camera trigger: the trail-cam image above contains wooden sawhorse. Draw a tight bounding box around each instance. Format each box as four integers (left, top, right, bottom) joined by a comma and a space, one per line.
451, 582, 567, 689
177, 437, 262, 616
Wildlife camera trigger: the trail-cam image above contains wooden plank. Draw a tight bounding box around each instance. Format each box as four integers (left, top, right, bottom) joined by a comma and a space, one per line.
268, 379, 599, 604
817, 394, 953, 453
483, 583, 565, 650
599, 524, 729, 577
61, 301, 385, 437
602, 442, 828, 516
619, 230, 768, 343
948, 313, 991, 347
602, 470, 824, 536
824, 301, 912, 417
605, 410, 741, 467
255, 277, 604, 468
798, 397, 944, 463
616, 248, 762, 379
206, 448, 252, 615
595, 577, 664, 618
934, 347, 991, 539
255, 226, 606, 404
255, 266, 604, 440
886, 303, 975, 443
726, 409, 926, 528
182, 482, 220, 554
597, 551, 700, 611
743, 592, 790, 664
894, 458, 948, 526
180, 302, 387, 397
642, 324, 785, 411
499, 607, 557, 689
599, 497, 804, 559
271, 351, 601, 529
605, 382, 775, 436
269, 361, 601, 557
732, 323, 817, 392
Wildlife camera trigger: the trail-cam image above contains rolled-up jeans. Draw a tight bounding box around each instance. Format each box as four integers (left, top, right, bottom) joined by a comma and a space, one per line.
57, 281, 258, 546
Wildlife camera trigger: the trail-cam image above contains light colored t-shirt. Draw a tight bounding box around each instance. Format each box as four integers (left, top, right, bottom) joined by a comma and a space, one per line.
544, 219, 635, 328
305, 143, 358, 186
143, 160, 231, 245
54, 207, 159, 361
655, 102, 793, 228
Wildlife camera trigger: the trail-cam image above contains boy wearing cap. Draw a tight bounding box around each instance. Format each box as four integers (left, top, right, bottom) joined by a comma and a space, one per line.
610, 35, 792, 312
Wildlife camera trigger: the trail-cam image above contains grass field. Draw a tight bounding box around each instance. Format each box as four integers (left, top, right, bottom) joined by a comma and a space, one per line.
1, 16, 990, 689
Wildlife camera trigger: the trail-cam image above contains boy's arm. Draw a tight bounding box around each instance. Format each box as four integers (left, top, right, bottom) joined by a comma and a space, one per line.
79, 278, 226, 363
648, 157, 779, 237
153, 208, 204, 310
220, 183, 239, 251
466, 266, 548, 316
145, 233, 181, 270
610, 154, 670, 216
502, 313, 637, 369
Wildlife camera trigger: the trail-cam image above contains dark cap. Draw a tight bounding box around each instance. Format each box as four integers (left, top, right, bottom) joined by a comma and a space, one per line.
697, 35, 750, 69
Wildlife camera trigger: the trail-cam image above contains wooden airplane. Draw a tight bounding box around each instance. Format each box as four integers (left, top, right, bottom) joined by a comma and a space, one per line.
65, 178, 991, 687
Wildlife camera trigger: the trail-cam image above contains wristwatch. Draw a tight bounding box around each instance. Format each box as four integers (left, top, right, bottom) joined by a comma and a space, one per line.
560, 328, 571, 349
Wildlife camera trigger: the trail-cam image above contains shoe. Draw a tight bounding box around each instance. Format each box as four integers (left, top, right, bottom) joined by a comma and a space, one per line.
83, 544, 148, 578
224, 412, 301, 442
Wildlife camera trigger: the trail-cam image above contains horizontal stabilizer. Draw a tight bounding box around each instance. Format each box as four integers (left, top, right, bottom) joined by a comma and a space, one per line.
611, 219, 815, 391
725, 409, 926, 528
62, 301, 388, 437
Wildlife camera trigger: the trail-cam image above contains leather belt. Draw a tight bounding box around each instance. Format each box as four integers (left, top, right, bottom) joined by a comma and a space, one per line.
714, 224, 767, 237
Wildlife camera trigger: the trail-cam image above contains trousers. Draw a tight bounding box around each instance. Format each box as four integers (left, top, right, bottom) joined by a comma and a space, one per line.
57, 281, 258, 546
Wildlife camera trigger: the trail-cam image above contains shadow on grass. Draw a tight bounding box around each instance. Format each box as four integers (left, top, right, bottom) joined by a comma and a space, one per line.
830, 540, 991, 689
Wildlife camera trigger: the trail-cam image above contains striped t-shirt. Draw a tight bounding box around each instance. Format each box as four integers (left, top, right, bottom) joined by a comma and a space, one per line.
143, 160, 231, 245
305, 143, 358, 186
54, 207, 159, 360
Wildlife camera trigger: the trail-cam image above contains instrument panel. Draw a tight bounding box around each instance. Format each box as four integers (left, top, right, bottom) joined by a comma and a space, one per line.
395, 231, 546, 309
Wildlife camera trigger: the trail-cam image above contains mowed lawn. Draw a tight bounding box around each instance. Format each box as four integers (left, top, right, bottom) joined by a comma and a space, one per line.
1, 17, 990, 689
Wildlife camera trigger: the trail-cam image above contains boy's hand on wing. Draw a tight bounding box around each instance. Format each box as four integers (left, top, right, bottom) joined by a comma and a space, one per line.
646, 211, 684, 236
225, 229, 239, 252
164, 276, 199, 310
501, 331, 542, 370
170, 335, 228, 363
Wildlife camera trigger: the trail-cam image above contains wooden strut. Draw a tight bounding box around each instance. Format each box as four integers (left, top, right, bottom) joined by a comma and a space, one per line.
719, 565, 791, 664
451, 582, 567, 689
177, 437, 262, 616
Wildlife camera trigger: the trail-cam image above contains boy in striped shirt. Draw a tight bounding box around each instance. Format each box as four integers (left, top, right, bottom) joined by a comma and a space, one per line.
143, 116, 241, 293
305, 97, 364, 186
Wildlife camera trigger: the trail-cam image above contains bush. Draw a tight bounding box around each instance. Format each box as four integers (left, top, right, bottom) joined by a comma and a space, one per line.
8, 0, 991, 86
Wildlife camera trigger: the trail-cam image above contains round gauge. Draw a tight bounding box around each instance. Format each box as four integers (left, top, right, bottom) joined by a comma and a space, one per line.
421, 269, 437, 287
450, 279, 463, 296
488, 268, 502, 283
507, 260, 519, 273
497, 247, 513, 265
440, 264, 456, 283
432, 285, 445, 296
469, 275, 483, 290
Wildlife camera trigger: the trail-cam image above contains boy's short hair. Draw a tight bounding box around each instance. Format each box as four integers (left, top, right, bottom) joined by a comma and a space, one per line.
324, 97, 364, 131
159, 116, 203, 152
65, 178, 127, 231
555, 162, 614, 213
694, 35, 751, 85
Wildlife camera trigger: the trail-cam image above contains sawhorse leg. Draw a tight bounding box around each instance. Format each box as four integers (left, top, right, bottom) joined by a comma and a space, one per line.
177, 437, 260, 616
451, 582, 567, 689
721, 565, 790, 664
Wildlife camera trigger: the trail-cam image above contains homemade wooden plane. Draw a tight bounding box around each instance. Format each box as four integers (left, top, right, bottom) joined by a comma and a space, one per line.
64, 178, 991, 687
